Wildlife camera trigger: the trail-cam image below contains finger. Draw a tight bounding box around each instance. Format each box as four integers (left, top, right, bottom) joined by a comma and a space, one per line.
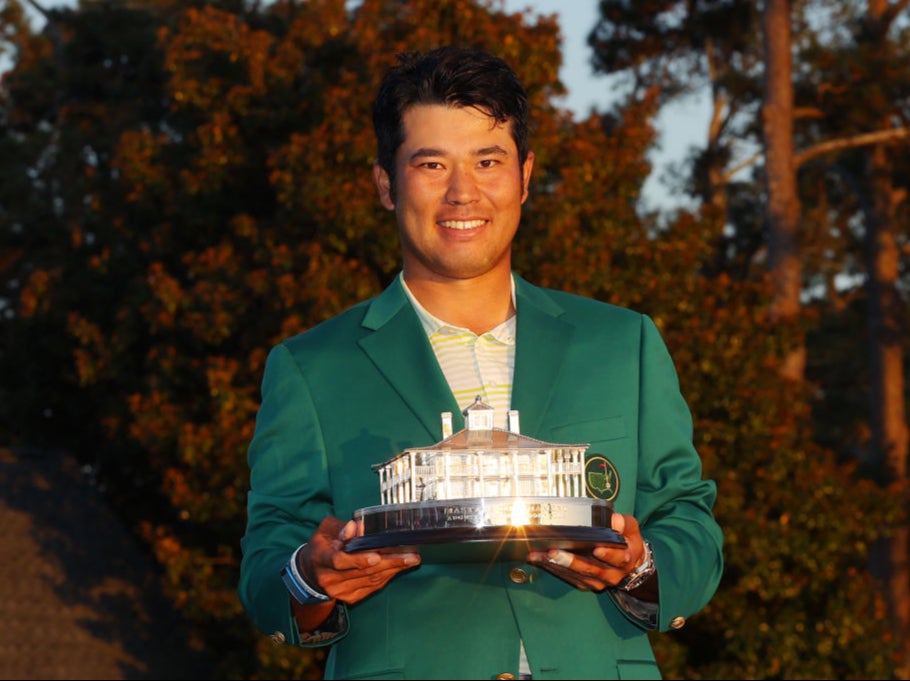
539, 561, 604, 592
375, 551, 421, 567
324, 560, 420, 603
526, 551, 613, 592
611, 512, 626, 534
546, 549, 574, 569
335, 546, 420, 571
334, 560, 416, 586
333, 549, 382, 569
338, 519, 360, 541
592, 544, 631, 566
527, 550, 547, 564
555, 551, 610, 578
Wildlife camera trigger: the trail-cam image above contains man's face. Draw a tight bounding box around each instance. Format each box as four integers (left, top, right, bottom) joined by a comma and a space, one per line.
373, 103, 534, 284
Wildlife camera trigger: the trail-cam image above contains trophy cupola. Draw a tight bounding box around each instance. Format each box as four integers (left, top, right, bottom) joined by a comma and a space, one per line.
463, 396, 494, 433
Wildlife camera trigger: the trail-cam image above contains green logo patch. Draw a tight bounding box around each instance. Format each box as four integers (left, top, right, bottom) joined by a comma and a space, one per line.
584, 455, 619, 501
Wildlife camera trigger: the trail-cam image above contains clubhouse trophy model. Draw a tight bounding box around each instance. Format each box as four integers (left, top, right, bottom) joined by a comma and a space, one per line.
345, 397, 626, 562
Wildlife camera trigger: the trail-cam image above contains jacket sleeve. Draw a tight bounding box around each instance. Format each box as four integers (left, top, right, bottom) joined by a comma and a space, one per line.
237, 343, 349, 647
613, 314, 724, 632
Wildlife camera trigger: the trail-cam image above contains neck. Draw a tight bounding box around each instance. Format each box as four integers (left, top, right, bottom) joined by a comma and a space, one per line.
403, 270, 514, 335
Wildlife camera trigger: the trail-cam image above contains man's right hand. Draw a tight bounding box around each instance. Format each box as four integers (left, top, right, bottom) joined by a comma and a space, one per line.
298, 516, 421, 605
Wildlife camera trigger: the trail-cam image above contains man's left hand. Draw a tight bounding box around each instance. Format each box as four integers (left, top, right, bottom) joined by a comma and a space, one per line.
527, 512, 648, 592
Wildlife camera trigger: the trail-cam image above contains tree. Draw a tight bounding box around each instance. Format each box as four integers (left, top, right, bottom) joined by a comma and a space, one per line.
762, 0, 804, 382
589, 0, 906, 676
767, 0, 910, 669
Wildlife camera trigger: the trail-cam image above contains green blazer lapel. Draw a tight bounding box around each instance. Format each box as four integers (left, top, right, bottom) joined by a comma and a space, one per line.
511, 275, 576, 435
358, 279, 461, 440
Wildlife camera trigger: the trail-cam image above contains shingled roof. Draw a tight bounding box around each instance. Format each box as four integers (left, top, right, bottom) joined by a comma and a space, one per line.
0, 447, 215, 680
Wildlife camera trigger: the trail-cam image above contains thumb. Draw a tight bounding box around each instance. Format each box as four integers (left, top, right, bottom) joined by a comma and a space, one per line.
611, 512, 626, 534
338, 519, 360, 541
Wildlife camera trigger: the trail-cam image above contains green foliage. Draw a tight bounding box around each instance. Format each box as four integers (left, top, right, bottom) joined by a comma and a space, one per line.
0, 0, 905, 679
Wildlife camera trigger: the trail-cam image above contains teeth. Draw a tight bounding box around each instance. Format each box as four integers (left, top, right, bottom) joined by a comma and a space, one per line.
439, 219, 485, 230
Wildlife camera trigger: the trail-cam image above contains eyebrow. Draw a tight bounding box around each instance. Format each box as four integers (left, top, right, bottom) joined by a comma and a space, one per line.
408, 145, 510, 162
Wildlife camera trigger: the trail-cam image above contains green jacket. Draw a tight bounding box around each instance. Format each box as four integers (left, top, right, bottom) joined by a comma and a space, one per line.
239, 274, 723, 680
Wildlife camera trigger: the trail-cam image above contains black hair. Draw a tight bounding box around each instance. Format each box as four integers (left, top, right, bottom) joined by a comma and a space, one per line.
372, 45, 530, 192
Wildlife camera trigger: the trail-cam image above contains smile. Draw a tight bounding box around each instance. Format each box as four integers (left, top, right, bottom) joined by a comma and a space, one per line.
438, 219, 486, 230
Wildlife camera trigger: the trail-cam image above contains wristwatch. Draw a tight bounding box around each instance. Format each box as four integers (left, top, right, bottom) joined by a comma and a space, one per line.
281, 544, 332, 605
617, 540, 656, 592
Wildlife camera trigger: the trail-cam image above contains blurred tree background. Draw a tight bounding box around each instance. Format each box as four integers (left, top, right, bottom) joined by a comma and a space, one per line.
0, 0, 908, 678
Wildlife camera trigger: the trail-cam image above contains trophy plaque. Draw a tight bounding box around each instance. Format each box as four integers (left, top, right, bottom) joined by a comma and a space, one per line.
345, 398, 627, 563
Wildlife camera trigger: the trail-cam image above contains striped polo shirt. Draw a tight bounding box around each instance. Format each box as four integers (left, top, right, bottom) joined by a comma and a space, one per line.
400, 274, 516, 429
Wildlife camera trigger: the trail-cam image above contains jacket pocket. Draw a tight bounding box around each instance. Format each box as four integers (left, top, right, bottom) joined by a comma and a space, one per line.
550, 414, 626, 444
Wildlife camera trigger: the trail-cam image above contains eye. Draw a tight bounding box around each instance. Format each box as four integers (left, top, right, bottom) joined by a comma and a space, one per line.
478, 159, 499, 168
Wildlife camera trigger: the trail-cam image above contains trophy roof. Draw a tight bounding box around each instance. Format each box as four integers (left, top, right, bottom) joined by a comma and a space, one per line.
417, 396, 589, 452
419, 427, 588, 452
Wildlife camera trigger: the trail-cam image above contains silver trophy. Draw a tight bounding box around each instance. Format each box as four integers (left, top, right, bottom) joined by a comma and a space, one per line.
346, 397, 626, 562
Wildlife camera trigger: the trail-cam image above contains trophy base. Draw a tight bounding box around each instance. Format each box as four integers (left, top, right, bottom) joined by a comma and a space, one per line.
345, 496, 626, 563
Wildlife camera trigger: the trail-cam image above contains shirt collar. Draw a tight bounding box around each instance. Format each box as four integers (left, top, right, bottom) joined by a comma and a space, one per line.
399, 272, 516, 344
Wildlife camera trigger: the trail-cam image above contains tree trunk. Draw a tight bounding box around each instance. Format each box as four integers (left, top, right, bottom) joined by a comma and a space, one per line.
864, 146, 910, 678
864, 2, 910, 674
762, 0, 804, 382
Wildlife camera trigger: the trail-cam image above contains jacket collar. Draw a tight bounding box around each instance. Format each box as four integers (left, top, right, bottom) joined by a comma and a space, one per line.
511, 274, 575, 436
357, 274, 574, 440
358, 278, 461, 440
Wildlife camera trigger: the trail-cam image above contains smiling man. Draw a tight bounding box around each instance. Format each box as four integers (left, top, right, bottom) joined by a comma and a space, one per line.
374, 102, 531, 332
238, 45, 723, 680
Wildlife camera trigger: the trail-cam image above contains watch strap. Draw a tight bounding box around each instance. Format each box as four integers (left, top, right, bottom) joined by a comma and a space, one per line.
281, 544, 331, 605
617, 539, 656, 592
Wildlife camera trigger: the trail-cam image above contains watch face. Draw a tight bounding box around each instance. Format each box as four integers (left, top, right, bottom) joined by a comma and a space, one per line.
617, 541, 655, 591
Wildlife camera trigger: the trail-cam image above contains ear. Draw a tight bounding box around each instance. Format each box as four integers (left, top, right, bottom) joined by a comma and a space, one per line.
520, 151, 535, 204
373, 162, 395, 210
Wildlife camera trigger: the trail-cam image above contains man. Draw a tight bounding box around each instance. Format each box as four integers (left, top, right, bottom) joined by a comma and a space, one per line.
239, 45, 723, 680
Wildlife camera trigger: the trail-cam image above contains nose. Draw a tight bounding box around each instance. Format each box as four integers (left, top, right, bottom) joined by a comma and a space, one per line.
445, 166, 479, 205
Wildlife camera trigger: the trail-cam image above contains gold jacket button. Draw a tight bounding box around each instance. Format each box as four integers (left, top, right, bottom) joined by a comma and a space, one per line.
670, 616, 686, 630
496, 674, 516, 680
508, 567, 529, 584
269, 631, 286, 644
